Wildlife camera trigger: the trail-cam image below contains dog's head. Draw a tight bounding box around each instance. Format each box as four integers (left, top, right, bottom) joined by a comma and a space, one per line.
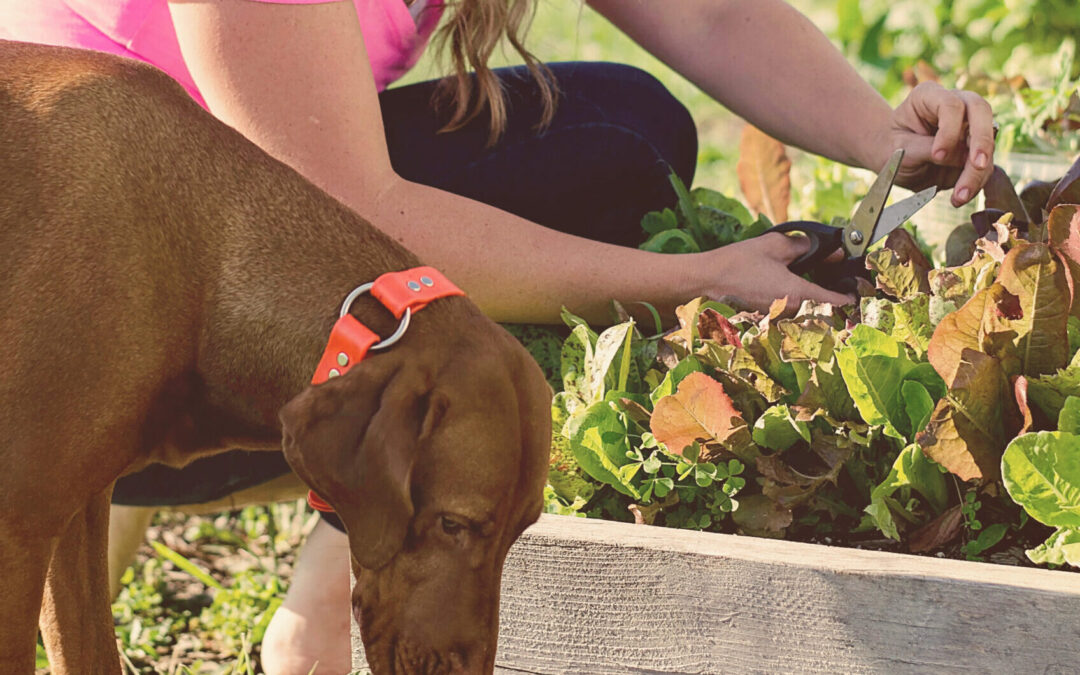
280, 324, 551, 673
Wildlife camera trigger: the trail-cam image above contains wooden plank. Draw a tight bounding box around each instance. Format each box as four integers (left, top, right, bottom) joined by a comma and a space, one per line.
353, 514, 1080, 674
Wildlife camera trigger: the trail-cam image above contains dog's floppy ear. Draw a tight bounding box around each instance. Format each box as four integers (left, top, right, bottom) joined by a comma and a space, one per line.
280, 357, 444, 569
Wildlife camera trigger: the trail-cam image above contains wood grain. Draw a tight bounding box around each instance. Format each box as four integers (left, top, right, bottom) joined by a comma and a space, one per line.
354, 514, 1080, 674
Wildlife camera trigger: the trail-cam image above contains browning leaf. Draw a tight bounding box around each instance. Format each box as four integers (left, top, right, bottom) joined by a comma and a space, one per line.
768, 296, 788, 322
666, 297, 706, 355
866, 229, 932, 300
698, 308, 743, 348
650, 372, 746, 456
927, 284, 1014, 386
618, 397, 653, 428
737, 124, 791, 223
1048, 204, 1080, 318
885, 228, 934, 273
908, 505, 964, 553
917, 349, 1008, 481
996, 242, 1072, 376
1014, 376, 1033, 434
731, 493, 793, 537
758, 434, 854, 508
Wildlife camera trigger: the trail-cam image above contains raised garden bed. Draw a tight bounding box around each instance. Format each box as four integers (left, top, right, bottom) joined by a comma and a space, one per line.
352, 514, 1080, 674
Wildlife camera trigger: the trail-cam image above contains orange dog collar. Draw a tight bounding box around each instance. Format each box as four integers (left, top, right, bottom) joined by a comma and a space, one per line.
306, 266, 464, 514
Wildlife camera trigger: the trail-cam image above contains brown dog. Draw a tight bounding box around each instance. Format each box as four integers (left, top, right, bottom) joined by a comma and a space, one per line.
0, 40, 551, 674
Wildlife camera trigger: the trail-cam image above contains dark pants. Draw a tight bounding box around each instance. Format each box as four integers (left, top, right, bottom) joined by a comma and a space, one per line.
112, 62, 698, 527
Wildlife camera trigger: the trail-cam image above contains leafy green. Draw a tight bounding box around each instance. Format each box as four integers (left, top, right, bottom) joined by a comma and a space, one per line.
567, 400, 639, 499
1026, 527, 1080, 567
1027, 366, 1080, 421
866, 444, 948, 539
1001, 431, 1080, 529
836, 325, 945, 440
752, 404, 811, 451
639, 172, 774, 253
536, 156, 1080, 570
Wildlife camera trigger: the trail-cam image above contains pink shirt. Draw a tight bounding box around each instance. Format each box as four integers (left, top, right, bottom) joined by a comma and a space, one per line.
0, 0, 443, 108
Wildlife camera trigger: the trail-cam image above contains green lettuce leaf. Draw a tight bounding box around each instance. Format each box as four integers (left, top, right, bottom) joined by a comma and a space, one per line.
649, 357, 703, 406
1026, 527, 1080, 567
1027, 366, 1080, 422
1060, 397, 1080, 435
585, 321, 635, 404
566, 401, 640, 499
752, 404, 811, 451
867, 443, 948, 539
1001, 430, 1080, 529
837, 324, 945, 440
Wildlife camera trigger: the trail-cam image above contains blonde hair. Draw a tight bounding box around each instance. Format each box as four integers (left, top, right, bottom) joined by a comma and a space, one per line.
429, 0, 558, 145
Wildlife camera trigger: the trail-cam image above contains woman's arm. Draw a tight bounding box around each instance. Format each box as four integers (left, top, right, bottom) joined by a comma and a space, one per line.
168, 0, 852, 323
588, 0, 995, 206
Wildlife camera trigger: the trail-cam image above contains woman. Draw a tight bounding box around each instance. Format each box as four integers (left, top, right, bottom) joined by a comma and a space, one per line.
1, 1, 996, 673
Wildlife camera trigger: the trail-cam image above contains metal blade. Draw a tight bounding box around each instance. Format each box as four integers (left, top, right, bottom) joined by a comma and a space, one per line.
845, 149, 904, 256
869, 186, 939, 245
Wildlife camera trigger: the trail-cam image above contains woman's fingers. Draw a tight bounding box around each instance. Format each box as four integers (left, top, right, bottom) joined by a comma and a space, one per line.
900, 82, 995, 205
951, 90, 996, 205
738, 233, 855, 311
918, 85, 969, 164
763, 231, 810, 259
784, 273, 855, 311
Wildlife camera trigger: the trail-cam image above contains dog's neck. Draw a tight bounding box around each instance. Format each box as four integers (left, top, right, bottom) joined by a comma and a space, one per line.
168, 108, 432, 444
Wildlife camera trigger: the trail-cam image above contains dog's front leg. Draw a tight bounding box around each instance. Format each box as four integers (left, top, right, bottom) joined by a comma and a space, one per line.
39, 486, 122, 674
0, 520, 53, 674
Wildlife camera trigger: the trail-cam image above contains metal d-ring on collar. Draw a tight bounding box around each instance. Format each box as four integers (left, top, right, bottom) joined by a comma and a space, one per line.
339, 282, 412, 350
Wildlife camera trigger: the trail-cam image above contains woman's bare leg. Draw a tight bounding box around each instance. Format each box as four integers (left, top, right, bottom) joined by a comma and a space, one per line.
261, 517, 352, 675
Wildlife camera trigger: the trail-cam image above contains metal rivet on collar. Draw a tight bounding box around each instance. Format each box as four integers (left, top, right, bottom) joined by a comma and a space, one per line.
420, 276, 434, 286
328, 368, 341, 378
407, 281, 422, 292
337, 352, 349, 367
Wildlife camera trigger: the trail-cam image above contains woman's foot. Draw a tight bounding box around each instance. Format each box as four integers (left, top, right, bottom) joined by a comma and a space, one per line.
261, 518, 352, 675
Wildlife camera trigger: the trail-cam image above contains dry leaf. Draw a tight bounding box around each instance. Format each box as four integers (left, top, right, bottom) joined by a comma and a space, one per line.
731, 494, 793, 537
908, 505, 964, 553
1014, 376, 1033, 434
697, 308, 743, 348
737, 124, 791, 222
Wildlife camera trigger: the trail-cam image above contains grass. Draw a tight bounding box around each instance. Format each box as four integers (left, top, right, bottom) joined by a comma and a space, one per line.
103, 503, 312, 674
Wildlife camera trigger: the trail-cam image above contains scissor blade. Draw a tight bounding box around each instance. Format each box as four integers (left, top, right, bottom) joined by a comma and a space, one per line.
846, 149, 904, 256
869, 186, 939, 245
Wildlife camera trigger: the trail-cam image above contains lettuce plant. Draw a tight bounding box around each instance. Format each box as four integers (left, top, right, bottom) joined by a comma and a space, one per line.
543, 152, 1080, 567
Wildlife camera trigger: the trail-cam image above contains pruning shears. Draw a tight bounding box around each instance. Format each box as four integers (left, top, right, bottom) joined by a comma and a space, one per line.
766, 149, 937, 293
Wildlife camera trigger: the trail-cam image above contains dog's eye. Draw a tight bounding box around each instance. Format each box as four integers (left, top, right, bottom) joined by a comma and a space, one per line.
440, 516, 466, 537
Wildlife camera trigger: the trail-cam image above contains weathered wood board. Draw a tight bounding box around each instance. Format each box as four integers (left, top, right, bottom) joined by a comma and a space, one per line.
353, 514, 1080, 674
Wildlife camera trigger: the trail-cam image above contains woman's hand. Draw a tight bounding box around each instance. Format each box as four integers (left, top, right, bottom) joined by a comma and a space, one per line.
697, 233, 854, 314
880, 82, 996, 207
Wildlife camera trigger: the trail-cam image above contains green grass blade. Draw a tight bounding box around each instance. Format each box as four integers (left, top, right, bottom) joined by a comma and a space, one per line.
150, 540, 224, 590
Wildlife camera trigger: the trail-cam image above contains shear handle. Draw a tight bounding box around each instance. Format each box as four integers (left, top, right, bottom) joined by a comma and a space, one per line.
766, 220, 846, 276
